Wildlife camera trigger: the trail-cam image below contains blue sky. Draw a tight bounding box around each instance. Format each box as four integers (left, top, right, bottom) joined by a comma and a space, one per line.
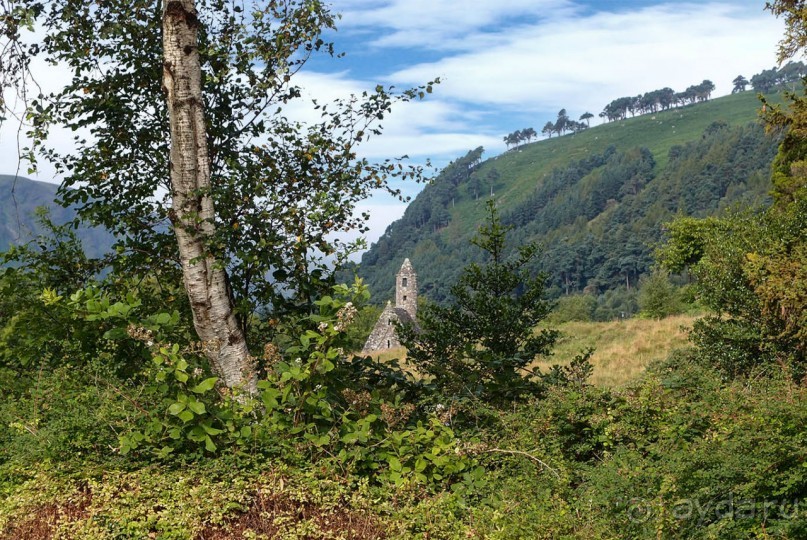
0, 0, 788, 248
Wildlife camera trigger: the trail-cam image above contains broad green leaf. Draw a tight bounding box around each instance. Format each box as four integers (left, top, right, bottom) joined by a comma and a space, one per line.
168, 402, 186, 415
190, 377, 218, 394
187, 400, 206, 415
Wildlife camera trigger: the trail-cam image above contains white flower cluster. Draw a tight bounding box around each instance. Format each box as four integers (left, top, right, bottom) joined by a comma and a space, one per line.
334, 302, 357, 332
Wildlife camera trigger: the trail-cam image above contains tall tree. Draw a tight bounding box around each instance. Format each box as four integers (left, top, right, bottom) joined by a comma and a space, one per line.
162, 0, 253, 391
580, 112, 594, 126
698, 79, 716, 101
397, 200, 558, 405
1, 0, 431, 391
555, 108, 569, 135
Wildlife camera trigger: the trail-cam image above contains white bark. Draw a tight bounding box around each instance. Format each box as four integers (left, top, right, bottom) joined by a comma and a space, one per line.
162, 0, 256, 394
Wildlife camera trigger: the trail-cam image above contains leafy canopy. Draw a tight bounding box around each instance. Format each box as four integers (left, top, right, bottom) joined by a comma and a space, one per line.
2, 0, 435, 339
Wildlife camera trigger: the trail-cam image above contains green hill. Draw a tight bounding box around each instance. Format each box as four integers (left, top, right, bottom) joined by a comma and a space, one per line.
0, 175, 114, 257
357, 90, 780, 311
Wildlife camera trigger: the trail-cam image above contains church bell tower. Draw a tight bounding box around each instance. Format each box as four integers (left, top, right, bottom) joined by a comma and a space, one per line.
395, 258, 417, 319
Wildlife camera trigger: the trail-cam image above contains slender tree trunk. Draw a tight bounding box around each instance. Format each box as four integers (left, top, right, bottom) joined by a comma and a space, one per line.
162, 0, 256, 394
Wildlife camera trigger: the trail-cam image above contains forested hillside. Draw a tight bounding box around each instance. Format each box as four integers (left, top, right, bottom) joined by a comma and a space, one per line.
0, 175, 113, 257
358, 91, 779, 310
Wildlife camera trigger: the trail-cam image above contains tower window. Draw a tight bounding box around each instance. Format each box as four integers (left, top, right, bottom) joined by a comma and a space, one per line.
388, 318, 392, 326
387, 339, 391, 348
403, 295, 407, 301
402, 277, 408, 288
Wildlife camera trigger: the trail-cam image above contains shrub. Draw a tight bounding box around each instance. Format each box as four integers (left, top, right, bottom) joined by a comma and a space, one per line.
637, 269, 682, 319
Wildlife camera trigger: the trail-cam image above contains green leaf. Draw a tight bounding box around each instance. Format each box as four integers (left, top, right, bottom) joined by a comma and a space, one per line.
168, 402, 186, 415
178, 409, 194, 423
201, 422, 224, 435
190, 377, 218, 394
187, 400, 206, 415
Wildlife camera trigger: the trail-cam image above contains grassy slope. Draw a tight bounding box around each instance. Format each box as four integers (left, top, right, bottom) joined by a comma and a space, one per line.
533, 314, 696, 387
433, 90, 771, 247
359, 90, 780, 304
365, 315, 696, 388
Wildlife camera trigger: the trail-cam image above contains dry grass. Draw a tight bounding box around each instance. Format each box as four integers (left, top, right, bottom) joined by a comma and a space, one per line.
359, 315, 697, 389
197, 490, 387, 540
0, 484, 92, 540
366, 347, 408, 364
533, 314, 697, 387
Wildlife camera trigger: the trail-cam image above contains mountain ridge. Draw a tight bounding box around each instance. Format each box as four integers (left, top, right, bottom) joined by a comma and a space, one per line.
0, 174, 114, 257
356, 90, 780, 312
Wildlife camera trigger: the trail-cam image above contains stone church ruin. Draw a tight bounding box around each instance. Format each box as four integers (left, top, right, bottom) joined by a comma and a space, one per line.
361, 258, 418, 353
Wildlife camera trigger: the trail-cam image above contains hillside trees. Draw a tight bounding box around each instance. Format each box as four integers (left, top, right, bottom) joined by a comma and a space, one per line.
732, 75, 749, 93
752, 67, 780, 93
554, 108, 570, 135
1, 0, 432, 390
600, 80, 716, 122
504, 128, 537, 148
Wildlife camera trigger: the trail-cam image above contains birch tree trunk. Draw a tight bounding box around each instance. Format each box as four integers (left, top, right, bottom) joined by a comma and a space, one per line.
162, 0, 256, 394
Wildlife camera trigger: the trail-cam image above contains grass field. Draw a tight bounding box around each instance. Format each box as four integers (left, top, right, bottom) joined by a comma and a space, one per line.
533, 314, 696, 387
364, 314, 697, 388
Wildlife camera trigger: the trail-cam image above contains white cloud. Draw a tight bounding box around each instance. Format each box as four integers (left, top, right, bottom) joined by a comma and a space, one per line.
337, 0, 576, 50
383, 2, 784, 116
285, 71, 500, 162
389, 4, 782, 113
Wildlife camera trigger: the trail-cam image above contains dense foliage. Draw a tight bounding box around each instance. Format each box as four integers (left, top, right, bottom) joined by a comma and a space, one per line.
0, 2, 805, 538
